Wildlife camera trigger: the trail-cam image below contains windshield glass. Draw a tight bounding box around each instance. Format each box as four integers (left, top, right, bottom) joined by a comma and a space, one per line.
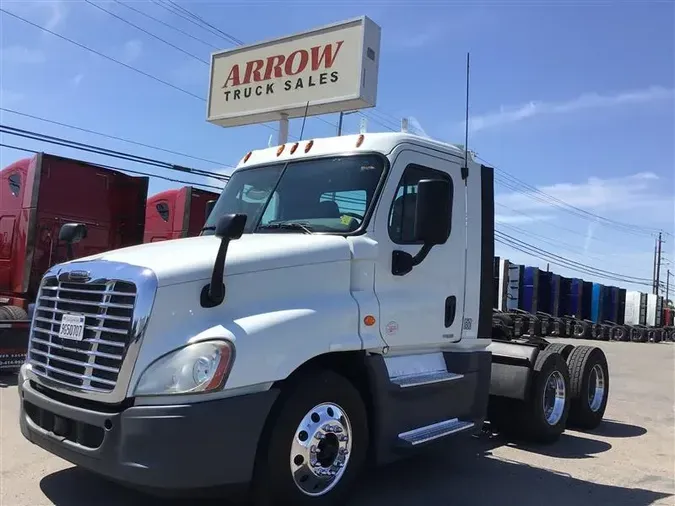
202, 154, 385, 235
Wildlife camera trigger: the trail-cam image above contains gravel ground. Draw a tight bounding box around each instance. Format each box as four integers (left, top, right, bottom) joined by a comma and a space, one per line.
1, 339, 673, 506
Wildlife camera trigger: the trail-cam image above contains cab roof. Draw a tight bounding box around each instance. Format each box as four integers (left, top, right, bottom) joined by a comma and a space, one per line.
235, 132, 473, 170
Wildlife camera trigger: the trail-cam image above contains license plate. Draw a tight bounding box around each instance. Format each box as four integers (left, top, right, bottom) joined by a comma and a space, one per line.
58, 314, 86, 341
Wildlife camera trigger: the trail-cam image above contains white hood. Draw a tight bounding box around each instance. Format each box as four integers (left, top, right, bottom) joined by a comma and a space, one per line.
72, 234, 352, 287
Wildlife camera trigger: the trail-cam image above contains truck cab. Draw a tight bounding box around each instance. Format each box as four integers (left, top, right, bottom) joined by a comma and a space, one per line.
143, 186, 220, 243
17, 133, 608, 505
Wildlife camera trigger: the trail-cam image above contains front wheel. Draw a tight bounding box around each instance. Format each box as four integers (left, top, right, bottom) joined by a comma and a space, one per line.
252, 370, 368, 506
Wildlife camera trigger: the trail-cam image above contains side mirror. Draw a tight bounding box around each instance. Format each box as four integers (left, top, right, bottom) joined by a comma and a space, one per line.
201, 213, 247, 308
414, 179, 452, 245
392, 179, 452, 276
59, 223, 88, 261
205, 200, 217, 222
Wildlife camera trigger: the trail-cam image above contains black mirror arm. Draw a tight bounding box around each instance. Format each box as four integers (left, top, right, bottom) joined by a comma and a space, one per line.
201, 239, 229, 307
66, 243, 74, 261
392, 243, 434, 276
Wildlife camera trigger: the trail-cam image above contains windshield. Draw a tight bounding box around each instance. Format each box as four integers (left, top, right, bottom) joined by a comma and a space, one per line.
202, 154, 385, 235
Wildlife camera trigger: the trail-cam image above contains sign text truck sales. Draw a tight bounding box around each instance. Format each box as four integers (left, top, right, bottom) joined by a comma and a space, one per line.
207, 16, 381, 128
221, 41, 344, 102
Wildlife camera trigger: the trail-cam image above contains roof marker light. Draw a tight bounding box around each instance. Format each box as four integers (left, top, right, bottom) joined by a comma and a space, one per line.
276, 144, 285, 156
304, 140, 314, 153
290, 142, 299, 154
243, 151, 252, 163
356, 134, 365, 148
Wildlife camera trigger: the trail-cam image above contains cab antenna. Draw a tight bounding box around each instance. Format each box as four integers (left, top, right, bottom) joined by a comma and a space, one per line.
461, 52, 470, 181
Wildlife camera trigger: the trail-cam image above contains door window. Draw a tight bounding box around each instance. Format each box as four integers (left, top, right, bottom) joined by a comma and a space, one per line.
388, 164, 453, 244
8, 173, 21, 197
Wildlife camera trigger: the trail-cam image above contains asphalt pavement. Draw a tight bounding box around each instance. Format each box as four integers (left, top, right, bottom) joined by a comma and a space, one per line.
1, 339, 673, 506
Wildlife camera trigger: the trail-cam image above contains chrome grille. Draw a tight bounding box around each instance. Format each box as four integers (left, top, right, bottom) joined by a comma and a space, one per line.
28, 277, 137, 393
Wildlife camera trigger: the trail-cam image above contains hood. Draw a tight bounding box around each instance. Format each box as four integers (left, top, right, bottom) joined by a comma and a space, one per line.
70, 234, 352, 287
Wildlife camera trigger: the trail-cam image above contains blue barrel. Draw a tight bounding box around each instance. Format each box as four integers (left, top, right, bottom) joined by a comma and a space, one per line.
582, 281, 593, 320
591, 283, 604, 323
522, 266, 540, 314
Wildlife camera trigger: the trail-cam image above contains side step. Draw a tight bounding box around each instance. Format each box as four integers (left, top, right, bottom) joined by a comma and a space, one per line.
391, 371, 464, 389
398, 418, 475, 447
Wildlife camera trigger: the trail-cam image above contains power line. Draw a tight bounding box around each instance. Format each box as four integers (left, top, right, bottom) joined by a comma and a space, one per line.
0, 107, 232, 167
1, 142, 223, 191
162, 0, 244, 45
0, 124, 230, 182
113, 0, 221, 50
496, 230, 654, 286
149, 0, 228, 43
0, 7, 283, 136
83, 0, 208, 64
0, 8, 204, 101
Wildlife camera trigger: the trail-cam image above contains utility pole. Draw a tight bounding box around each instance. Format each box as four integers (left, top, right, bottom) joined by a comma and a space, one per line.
666, 269, 671, 303
652, 237, 658, 294
655, 232, 663, 295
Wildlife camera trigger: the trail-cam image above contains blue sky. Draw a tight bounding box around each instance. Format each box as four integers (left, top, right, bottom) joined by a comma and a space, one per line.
1, 0, 673, 294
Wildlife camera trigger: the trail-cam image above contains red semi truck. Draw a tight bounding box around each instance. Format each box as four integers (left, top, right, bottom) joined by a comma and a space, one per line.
144, 186, 219, 243
0, 152, 220, 369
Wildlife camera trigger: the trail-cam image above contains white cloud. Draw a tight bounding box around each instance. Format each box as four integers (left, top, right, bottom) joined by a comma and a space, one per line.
121, 40, 143, 64
0, 90, 25, 106
390, 25, 444, 50
496, 171, 674, 225
468, 86, 675, 133
44, 0, 65, 30
0, 45, 46, 64
71, 73, 85, 87
495, 214, 555, 225
7, 0, 66, 30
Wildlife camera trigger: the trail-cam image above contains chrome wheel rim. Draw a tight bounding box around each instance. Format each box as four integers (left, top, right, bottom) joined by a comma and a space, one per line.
588, 364, 606, 412
543, 371, 566, 425
290, 402, 352, 497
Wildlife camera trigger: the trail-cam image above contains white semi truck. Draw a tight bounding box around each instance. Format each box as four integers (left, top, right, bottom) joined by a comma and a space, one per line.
18, 132, 610, 505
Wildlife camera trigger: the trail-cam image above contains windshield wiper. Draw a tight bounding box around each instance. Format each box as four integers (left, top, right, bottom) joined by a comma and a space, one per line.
258, 222, 313, 234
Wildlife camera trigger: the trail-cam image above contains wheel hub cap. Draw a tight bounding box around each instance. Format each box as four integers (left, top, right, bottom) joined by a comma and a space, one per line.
290, 402, 352, 496
588, 363, 606, 412
543, 371, 566, 425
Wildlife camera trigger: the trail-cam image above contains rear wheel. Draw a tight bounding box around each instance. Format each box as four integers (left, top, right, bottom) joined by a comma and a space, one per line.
520, 350, 571, 443
566, 346, 609, 430
252, 370, 368, 506
545, 343, 575, 361
0, 305, 28, 321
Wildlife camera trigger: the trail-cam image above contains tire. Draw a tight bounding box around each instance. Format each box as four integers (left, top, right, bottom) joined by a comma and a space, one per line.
566, 346, 609, 430
0, 305, 28, 321
545, 343, 575, 361
520, 350, 571, 444
252, 369, 368, 506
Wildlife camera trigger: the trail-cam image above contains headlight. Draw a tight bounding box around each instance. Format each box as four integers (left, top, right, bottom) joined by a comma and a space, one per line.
134, 340, 234, 396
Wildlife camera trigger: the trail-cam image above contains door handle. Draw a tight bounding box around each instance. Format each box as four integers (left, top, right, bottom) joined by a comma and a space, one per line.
445, 296, 456, 328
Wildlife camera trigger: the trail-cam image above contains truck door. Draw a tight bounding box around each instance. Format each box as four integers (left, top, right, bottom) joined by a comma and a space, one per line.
373, 148, 467, 351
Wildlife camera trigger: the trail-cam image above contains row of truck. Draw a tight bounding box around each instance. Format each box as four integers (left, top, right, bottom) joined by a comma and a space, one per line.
492, 258, 674, 343
0, 152, 218, 368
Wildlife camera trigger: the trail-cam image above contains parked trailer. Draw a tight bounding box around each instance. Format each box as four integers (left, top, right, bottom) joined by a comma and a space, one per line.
0, 152, 221, 370
17, 132, 612, 505
0, 154, 148, 370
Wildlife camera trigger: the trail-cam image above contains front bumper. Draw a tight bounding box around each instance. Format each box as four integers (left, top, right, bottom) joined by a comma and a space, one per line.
19, 378, 279, 491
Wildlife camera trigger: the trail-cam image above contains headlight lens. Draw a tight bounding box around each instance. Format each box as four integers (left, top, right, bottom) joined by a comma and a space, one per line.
134, 340, 234, 396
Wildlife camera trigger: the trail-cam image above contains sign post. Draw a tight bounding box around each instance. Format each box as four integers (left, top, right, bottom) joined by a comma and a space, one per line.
207, 16, 381, 141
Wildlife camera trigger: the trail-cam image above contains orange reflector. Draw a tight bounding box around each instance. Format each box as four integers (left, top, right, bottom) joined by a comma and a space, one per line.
356, 134, 365, 148
304, 140, 314, 153
276, 144, 285, 156
364, 315, 376, 327
290, 142, 299, 154
243, 151, 252, 163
